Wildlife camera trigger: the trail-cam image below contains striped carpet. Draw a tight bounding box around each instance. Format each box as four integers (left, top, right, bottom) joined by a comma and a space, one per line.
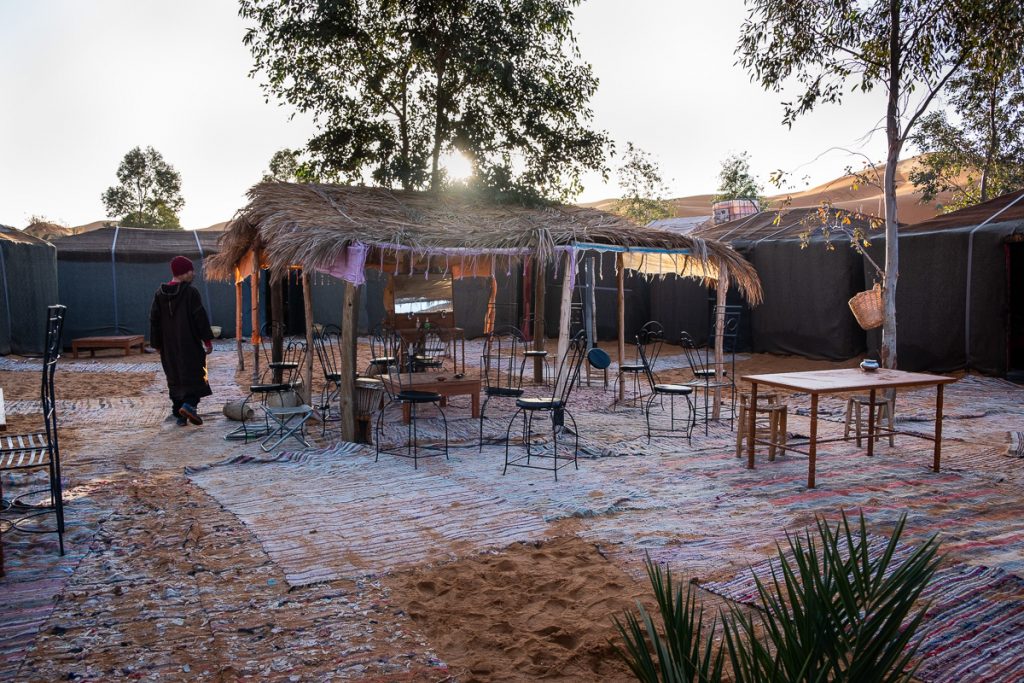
701, 548, 1024, 683
6, 397, 171, 427
186, 442, 552, 586
0, 357, 159, 374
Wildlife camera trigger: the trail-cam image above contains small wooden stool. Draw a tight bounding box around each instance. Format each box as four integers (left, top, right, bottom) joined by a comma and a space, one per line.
736, 392, 788, 461
844, 395, 895, 447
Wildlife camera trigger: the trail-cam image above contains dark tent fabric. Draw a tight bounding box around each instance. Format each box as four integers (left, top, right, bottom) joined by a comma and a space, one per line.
864, 190, 1024, 376
749, 238, 867, 359
52, 227, 244, 344
691, 208, 877, 360
0, 226, 59, 355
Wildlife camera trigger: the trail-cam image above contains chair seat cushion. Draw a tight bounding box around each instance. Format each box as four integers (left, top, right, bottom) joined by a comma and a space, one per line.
398, 390, 442, 403
370, 356, 396, 365
268, 362, 299, 370
516, 397, 561, 410
325, 373, 342, 382
655, 383, 693, 395
693, 368, 717, 377
620, 363, 645, 372
486, 386, 524, 398
250, 383, 290, 393
523, 350, 548, 357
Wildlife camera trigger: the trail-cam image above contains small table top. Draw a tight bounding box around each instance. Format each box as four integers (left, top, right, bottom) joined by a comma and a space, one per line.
383, 372, 480, 392
741, 368, 956, 394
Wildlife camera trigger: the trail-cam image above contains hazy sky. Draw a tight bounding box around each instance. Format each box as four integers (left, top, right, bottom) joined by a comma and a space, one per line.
1, 0, 895, 229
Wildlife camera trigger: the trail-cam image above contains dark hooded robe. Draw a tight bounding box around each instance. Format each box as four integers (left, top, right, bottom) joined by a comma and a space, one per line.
150, 281, 214, 402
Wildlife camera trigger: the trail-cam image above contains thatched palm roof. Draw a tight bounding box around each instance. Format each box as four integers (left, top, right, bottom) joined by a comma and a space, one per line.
208, 182, 762, 303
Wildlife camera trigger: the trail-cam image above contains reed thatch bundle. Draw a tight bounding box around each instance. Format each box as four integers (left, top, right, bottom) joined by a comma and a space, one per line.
207, 182, 762, 303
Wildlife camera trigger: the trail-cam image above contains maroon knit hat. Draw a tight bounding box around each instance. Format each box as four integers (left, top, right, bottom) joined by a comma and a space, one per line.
170, 256, 194, 277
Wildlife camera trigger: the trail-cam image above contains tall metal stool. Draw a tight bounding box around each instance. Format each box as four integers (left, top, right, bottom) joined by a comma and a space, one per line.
735, 391, 788, 460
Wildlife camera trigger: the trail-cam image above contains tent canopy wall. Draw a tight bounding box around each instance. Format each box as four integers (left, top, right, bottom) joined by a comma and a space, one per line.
865, 190, 1024, 375
52, 227, 246, 343
692, 208, 879, 360
0, 226, 59, 355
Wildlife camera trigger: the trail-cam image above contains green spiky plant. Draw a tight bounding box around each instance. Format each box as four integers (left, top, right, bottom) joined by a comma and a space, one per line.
613, 512, 939, 683
612, 557, 725, 683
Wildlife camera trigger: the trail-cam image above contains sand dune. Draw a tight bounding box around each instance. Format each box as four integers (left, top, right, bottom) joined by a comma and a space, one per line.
585, 156, 953, 225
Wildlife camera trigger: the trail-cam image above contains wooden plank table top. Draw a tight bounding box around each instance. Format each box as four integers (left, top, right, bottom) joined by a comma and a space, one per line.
382, 372, 481, 423
741, 368, 956, 488
742, 368, 956, 393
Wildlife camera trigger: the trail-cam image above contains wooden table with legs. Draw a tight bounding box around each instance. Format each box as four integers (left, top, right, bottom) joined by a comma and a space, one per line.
741, 369, 956, 488
382, 373, 481, 424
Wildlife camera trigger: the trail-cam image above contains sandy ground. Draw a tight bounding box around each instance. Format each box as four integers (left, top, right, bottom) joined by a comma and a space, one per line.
1, 339, 1022, 681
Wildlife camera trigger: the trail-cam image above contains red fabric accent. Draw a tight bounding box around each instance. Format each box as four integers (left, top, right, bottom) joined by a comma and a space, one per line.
170, 255, 194, 277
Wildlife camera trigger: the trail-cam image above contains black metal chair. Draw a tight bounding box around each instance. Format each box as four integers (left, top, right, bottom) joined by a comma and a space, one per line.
1, 305, 67, 554
368, 325, 399, 375
227, 327, 308, 443
637, 334, 695, 443
710, 305, 741, 425
680, 331, 734, 435
503, 331, 587, 481
313, 324, 342, 435
375, 333, 449, 468
479, 326, 526, 450
615, 320, 664, 407
413, 330, 446, 372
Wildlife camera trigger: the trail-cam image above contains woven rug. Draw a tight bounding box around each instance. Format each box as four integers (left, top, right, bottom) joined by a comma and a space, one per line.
0, 357, 159, 374
1007, 432, 1024, 458
702, 550, 1024, 683
6, 397, 171, 427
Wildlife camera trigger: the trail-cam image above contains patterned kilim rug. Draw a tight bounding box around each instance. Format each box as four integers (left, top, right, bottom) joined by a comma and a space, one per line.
701, 548, 1024, 683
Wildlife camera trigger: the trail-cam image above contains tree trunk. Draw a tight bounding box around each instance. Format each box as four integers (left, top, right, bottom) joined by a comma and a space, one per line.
430, 68, 445, 192
881, 0, 902, 370
980, 81, 999, 203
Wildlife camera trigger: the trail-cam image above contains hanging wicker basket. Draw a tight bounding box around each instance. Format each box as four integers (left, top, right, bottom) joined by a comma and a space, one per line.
848, 283, 884, 330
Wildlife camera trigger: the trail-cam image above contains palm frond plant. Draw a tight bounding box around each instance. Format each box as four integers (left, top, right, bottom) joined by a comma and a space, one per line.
612, 556, 725, 683
724, 511, 940, 683
613, 511, 940, 683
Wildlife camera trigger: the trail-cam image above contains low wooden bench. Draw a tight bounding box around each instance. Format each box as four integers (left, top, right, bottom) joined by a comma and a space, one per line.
71, 335, 146, 358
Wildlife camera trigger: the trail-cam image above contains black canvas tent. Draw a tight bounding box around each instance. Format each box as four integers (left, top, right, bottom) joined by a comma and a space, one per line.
689, 208, 875, 360
865, 190, 1024, 377
52, 227, 245, 343
0, 225, 59, 355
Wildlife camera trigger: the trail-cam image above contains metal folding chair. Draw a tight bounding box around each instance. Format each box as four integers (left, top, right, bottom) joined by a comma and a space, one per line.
261, 404, 315, 451
503, 331, 587, 481
1, 305, 67, 555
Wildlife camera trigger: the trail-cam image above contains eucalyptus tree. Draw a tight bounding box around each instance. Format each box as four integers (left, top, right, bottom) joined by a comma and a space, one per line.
101, 146, 185, 230
239, 0, 609, 202
910, 43, 1024, 211
616, 142, 672, 226
738, 0, 1021, 367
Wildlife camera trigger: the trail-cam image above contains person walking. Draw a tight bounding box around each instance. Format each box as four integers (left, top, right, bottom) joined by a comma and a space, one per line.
150, 256, 214, 426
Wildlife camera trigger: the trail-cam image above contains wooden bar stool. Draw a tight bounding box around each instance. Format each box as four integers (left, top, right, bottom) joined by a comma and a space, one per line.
844, 395, 895, 447
736, 391, 788, 461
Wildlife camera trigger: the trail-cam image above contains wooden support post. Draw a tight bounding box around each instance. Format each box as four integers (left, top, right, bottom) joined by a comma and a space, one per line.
555, 251, 574, 393
250, 250, 261, 383
484, 274, 498, 335
616, 253, 625, 401
339, 281, 360, 442
713, 265, 729, 419
532, 259, 546, 383
270, 275, 285, 384
234, 265, 244, 371
302, 270, 315, 407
